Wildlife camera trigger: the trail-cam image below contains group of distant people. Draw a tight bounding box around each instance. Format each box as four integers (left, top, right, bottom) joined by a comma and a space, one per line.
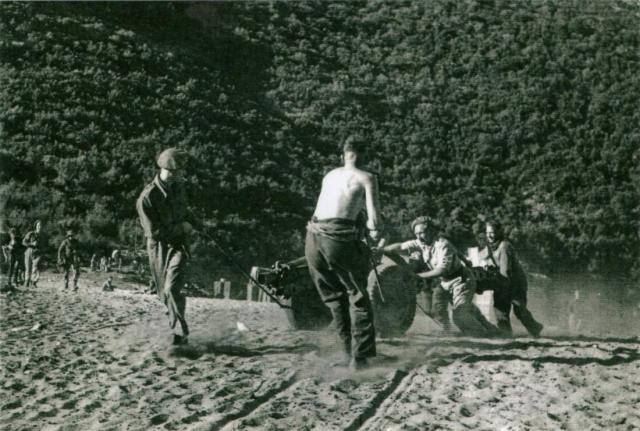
2, 220, 46, 289
89, 249, 127, 273
1, 222, 81, 291
1, 220, 140, 293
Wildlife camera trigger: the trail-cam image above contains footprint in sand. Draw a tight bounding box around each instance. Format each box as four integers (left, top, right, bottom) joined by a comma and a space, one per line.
2, 399, 22, 410
61, 398, 78, 409
150, 413, 169, 425
37, 404, 58, 418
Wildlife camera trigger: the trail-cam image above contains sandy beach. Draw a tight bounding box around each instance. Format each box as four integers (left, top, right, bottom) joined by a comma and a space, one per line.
1, 270, 639, 431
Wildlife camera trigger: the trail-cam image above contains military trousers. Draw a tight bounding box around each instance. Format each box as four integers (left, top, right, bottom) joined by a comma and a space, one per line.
493, 283, 541, 336
24, 248, 40, 286
61, 259, 79, 289
8, 250, 21, 285
418, 283, 453, 331
441, 272, 499, 337
147, 239, 189, 337
305, 229, 376, 360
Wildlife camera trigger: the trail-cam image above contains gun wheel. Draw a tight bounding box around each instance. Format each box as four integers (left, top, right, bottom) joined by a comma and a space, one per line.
368, 256, 417, 338
283, 282, 332, 330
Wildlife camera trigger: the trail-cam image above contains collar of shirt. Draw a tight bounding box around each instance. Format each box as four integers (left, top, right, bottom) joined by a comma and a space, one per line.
153, 175, 169, 198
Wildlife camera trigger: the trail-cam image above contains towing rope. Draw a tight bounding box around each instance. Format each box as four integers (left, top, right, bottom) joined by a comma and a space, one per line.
197, 231, 292, 309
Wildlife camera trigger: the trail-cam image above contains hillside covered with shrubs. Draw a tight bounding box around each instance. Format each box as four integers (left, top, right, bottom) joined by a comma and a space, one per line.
1, 1, 638, 281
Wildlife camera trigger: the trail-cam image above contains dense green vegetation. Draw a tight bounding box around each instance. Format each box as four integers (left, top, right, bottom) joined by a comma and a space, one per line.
1, 1, 638, 283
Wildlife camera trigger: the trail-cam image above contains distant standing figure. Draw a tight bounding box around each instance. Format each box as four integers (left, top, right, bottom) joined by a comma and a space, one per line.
6, 228, 22, 287
305, 137, 383, 370
90, 253, 98, 272
136, 148, 202, 346
112, 249, 122, 271
58, 230, 80, 291
479, 220, 543, 337
22, 220, 46, 288
102, 276, 114, 292
99, 256, 109, 272
568, 289, 582, 335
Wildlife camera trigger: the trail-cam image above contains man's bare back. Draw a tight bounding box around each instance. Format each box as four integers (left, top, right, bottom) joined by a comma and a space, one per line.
313, 166, 381, 231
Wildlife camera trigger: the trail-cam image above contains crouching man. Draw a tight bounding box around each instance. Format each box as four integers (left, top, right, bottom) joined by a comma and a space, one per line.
382, 217, 452, 332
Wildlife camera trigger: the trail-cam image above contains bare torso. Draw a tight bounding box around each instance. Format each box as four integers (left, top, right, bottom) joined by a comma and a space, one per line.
313, 167, 368, 221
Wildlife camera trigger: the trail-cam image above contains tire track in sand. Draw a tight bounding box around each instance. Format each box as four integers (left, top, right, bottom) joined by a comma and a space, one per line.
192, 370, 298, 431
216, 367, 411, 431
342, 369, 410, 431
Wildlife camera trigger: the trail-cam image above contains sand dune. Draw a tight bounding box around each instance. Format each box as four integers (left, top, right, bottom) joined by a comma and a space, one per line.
1, 271, 639, 430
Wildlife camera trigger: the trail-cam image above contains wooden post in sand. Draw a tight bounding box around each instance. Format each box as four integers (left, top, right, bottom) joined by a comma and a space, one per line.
222, 279, 231, 299
246, 267, 260, 301
214, 278, 231, 299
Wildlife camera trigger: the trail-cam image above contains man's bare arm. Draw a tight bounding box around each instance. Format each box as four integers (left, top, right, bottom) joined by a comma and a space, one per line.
363, 173, 382, 233
417, 266, 447, 279
382, 242, 408, 255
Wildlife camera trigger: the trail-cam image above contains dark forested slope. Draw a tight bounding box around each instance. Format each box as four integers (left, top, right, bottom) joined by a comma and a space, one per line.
1, 1, 638, 280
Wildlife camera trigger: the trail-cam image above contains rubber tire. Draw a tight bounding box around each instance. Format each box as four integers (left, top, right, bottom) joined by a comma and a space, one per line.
368, 256, 417, 338
283, 282, 332, 330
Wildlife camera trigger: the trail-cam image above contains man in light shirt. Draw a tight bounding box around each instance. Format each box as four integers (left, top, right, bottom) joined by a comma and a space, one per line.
382, 217, 452, 331
384, 216, 498, 337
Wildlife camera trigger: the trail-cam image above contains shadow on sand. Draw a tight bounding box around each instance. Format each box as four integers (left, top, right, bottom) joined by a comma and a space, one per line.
380, 333, 640, 369
170, 341, 319, 360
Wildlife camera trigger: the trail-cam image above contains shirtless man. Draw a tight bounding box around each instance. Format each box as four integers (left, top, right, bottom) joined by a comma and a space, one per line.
305, 136, 383, 370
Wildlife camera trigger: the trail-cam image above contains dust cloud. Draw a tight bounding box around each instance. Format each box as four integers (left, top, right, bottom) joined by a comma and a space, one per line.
525, 273, 639, 338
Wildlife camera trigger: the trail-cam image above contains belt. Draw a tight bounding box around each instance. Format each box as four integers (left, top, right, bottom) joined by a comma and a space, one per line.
310, 216, 356, 226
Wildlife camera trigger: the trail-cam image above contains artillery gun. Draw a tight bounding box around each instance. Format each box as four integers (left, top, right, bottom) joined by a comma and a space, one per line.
248, 253, 427, 337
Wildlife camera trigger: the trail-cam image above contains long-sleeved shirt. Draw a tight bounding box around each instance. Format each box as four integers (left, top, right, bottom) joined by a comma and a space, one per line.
136, 175, 201, 247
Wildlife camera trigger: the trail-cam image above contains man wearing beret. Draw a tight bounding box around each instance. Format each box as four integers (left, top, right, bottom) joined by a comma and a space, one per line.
136, 148, 202, 346
58, 229, 80, 291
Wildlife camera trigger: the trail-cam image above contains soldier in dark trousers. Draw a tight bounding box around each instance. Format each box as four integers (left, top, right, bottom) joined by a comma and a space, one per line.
58, 230, 80, 291
479, 220, 543, 337
136, 148, 201, 346
305, 137, 383, 371
6, 228, 22, 288
22, 220, 45, 288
